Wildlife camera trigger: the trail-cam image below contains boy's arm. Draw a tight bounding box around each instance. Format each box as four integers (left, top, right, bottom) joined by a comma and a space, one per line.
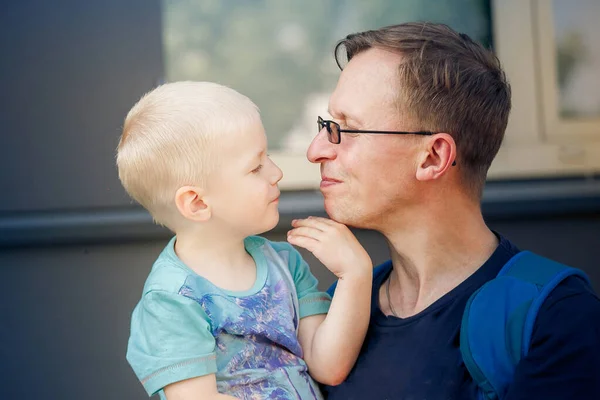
288, 217, 372, 386
126, 290, 219, 397
297, 271, 371, 385
164, 374, 239, 400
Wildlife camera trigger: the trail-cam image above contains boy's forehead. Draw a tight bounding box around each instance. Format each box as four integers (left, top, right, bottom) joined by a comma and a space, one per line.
220, 120, 267, 157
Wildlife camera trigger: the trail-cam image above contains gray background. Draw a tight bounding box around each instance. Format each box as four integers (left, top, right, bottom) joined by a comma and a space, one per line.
1, 1, 599, 399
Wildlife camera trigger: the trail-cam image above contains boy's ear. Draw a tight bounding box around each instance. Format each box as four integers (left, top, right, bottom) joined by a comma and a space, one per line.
174, 186, 211, 222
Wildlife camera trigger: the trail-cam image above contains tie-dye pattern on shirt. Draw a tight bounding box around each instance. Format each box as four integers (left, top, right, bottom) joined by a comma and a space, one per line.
178, 248, 323, 400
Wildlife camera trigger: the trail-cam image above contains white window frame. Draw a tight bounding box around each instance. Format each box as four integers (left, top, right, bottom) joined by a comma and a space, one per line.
534, 0, 600, 141
272, 0, 600, 190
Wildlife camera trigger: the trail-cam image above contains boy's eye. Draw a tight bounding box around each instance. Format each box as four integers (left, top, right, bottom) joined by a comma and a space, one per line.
251, 164, 263, 174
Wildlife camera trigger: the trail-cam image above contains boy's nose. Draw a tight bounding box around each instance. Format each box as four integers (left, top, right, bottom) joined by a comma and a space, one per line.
271, 160, 283, 184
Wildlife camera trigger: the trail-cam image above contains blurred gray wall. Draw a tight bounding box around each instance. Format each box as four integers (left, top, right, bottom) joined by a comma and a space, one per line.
1, 1, 599, 399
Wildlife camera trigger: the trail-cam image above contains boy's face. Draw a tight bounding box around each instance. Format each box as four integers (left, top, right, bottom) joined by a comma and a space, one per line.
207, 119, 283, 237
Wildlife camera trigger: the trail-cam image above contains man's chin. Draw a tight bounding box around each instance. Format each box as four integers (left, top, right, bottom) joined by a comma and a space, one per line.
324, 199, 370, 229
322, 198, 335, 218
323, 200, 350, 225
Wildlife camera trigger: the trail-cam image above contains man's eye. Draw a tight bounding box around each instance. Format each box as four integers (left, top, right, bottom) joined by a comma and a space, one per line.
251, 164, 263, 174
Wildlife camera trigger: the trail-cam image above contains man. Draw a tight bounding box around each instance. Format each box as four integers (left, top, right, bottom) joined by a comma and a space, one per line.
307, 22, 600, 399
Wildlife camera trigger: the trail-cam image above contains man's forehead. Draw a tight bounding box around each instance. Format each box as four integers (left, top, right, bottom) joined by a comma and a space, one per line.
343, 48, 402, 78
329, 48, 401, 121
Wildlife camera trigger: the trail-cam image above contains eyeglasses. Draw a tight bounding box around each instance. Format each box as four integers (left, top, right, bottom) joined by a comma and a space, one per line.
317, 116, 435, 144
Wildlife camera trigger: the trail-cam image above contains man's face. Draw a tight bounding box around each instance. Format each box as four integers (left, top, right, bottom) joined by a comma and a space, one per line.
307, 48, 422, 229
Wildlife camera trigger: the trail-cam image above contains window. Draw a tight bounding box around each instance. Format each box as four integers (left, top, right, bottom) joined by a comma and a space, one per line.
537, 0, 600, 137
161, 0, 600, 188
161, 0, 492, 188
490, 0, 600, 179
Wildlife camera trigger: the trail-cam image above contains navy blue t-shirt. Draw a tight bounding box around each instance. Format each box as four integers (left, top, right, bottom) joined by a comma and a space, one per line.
323, 235, 600, 399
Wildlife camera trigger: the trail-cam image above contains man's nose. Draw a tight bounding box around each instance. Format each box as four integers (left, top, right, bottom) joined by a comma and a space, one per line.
307, 128, 336, 164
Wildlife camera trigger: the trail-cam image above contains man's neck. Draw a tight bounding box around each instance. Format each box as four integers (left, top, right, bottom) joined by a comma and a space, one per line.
380, 201, 498, 318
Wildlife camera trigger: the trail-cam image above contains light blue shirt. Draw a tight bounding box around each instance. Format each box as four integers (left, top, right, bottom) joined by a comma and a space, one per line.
126, 236, 331, 399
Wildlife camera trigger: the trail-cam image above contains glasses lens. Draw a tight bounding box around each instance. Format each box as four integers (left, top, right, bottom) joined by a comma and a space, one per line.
317, 117, 340, 144
329, 121, 340, 144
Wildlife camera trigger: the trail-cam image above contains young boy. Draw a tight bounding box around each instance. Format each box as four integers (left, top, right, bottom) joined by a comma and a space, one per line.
118, 81, 373, 400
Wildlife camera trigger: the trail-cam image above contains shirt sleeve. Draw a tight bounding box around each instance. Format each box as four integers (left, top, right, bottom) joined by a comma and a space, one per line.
505, 276, 600, 399
126, 290, 217, 397
271, 241, 332, 318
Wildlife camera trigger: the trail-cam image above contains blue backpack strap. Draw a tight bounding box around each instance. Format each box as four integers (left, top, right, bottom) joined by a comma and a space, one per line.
460, 251, 590, 399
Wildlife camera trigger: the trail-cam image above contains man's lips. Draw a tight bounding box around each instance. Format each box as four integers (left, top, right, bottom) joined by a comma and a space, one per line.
320, 176, 342, 188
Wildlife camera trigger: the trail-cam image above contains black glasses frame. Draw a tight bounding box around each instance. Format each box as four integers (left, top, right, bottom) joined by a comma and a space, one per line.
317, 116, 435, 144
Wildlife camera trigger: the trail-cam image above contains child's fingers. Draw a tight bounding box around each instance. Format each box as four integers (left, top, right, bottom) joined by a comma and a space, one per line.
287, 226, 325, 240
287, 234, 319, 252
291, 217, 335, 231
304, 217, 349, 232
292, 217, 327, 227
306, 216, 339, 227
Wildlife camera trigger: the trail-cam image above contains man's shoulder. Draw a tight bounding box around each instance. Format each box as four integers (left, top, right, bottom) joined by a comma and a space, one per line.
461, 252, 599, 398
482, 249, 599, 329
510, 251, 599, 320
538, 274, 600, 322
510, 273, 600, 397
504, 253, 600, 353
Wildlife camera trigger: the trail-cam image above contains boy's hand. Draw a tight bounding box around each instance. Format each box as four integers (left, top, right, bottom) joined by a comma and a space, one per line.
287, 217, 372, 278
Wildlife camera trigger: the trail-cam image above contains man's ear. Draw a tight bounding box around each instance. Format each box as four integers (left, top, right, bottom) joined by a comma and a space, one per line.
174, 186, 211, 222
415, 133, 457, 182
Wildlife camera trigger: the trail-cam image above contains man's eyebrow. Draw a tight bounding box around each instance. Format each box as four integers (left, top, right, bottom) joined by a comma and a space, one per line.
327, 109, 362, 127
327, 108, 343, 120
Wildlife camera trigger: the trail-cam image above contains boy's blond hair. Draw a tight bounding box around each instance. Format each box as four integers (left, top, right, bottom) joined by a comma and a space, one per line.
116, 81, 260, 227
